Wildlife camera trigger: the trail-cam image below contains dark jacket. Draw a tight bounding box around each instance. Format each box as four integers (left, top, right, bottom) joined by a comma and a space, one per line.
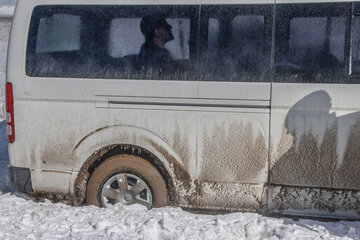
137, 41, 172, 71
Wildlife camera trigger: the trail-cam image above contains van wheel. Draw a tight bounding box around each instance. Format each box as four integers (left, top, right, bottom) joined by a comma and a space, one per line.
87, 154, 168, 209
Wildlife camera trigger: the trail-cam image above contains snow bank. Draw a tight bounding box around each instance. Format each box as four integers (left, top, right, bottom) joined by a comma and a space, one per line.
0, 194, 359, 240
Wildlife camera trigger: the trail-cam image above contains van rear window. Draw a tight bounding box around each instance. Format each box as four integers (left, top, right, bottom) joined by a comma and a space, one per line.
26, 5, 199, 81
35, 14, 81, 54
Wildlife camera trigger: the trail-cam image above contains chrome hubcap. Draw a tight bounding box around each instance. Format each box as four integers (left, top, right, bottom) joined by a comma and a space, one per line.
120, 190, 135, 205
100, 173, 152, 209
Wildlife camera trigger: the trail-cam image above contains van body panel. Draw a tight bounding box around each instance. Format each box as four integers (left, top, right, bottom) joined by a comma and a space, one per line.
267, 185, 360, 219
196, 110, 269, 209
31, 169, 72, 193
7, 1, 32, 168
196, 181, 265, 211
267, 1, 360, 217
198, 82, 271, 100
12, 99, 199, 206
197, 111, 269, 184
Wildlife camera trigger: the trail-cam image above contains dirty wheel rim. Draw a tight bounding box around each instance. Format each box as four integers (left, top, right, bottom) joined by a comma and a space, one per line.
100, 173, 153, 209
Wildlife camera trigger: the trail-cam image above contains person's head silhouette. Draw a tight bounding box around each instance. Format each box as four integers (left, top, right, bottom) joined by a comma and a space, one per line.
140, 14, 174, 48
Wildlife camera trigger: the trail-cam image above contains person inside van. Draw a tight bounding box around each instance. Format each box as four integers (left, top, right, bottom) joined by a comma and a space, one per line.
137, 14, 175, 72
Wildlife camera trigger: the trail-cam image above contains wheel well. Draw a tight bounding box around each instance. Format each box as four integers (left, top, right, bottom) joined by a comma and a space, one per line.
73, 144, 176, 206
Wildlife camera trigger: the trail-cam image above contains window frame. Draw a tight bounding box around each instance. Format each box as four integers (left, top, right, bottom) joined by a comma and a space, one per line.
349, 3, 360, 82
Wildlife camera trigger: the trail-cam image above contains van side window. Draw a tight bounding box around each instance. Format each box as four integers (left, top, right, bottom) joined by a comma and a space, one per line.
36, 14, 81, 54
108, 18, 143, 58
351, 15, 360, 75
206, 18, 220, 60
27, 11, 83, 77
26, 5, 199, 81
108, 18, 190, 60
274, 3, 351, 83
199, 5, 273, 82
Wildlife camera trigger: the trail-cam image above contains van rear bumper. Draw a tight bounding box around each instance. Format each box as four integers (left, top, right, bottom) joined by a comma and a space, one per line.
8, 166, 33, 193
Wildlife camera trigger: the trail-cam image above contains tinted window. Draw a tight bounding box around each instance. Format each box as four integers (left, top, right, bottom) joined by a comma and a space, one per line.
108, 18, 190, 60
274, 3, 351, 83
199, 5, 273, 82
36, 14, 81, 53
351, 16, 360, 75
26, 5, 199, 80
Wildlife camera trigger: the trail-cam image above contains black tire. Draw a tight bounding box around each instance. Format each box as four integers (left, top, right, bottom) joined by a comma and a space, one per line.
87, 154, 168, 208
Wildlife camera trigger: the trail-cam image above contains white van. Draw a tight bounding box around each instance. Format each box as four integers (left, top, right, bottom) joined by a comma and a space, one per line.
6, 0, 360, 219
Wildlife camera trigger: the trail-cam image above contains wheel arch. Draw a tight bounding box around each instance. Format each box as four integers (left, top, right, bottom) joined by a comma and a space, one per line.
71, 125, 190, 205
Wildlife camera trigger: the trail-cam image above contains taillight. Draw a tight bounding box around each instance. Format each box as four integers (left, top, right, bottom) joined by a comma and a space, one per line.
6, 82, 15, 143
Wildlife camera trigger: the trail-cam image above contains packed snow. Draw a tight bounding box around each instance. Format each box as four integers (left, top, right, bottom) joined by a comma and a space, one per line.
0, 6, 360, 240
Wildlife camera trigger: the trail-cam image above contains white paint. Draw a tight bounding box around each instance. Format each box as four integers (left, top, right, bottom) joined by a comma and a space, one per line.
199, 82, 271, 101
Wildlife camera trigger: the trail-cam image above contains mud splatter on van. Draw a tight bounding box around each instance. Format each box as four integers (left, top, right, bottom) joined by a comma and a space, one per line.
171, 122, 191, 173
200, 121, 267, 182
197, 181, 264, 211
334, 118, 360, 189
268, 185, 360, 216
270, 126, 338, 187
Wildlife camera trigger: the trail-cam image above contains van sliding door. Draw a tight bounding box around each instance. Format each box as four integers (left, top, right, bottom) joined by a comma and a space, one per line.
268, 1, 360, 216
196, 1, 274, 210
